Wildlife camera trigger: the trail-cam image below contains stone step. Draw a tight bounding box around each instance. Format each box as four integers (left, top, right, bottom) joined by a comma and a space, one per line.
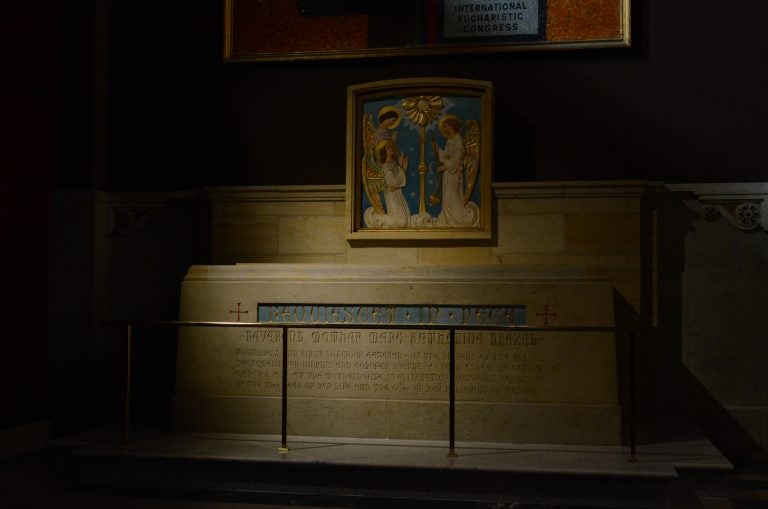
51, 429, 734, 509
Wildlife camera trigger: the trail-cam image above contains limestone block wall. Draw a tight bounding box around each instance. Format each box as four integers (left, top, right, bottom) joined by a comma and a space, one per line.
48, 190, 209, 429
175, 265, 621, 444
664, 183, 768, 453
682, 218, 768, 451
207, 181, 655, 321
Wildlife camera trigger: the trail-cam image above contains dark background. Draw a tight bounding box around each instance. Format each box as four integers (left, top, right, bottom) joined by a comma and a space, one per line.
2, 0, 767, 433
40, 0, 768, 192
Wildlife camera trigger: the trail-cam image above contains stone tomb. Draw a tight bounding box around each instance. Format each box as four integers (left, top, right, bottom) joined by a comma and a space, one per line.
174, 264, 621, 445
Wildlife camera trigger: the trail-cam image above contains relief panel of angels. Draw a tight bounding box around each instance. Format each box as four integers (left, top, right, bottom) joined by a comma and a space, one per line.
347, 79, 493, 240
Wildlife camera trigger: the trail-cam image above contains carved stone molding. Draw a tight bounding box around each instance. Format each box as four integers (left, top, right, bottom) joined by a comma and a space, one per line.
702, 201, 762, 231
110, 206, 164, 235
667, 183, 768, 233
105, 191, 202, 236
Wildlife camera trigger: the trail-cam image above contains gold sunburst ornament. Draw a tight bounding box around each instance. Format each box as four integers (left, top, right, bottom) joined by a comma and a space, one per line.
402, 96, 444, 214
402, 96, 443, 126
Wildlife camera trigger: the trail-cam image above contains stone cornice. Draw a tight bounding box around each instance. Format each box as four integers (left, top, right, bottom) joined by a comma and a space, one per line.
206, 181, 662, 203
206, 185, 345, 202
184, 263, 606, 283
492, 180, 660, 198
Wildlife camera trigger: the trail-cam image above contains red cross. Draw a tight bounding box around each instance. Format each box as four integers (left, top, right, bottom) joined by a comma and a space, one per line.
536, 304, 557, 325
229, 302, 249, 322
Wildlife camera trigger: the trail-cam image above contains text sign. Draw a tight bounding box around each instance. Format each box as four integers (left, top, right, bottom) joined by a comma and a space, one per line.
259, 304, 526, 326
443, 0, 540, 38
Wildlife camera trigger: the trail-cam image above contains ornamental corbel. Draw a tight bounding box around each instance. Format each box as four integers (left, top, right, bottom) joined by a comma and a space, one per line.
701, 201, 762, 231
666, 183, 767, 233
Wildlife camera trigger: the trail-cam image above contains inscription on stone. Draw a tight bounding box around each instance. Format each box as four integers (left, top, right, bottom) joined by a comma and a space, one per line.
227, 328, 549, 403
231, 329, 282, 394
456, 331, 546, 401
259, 304, 526, 326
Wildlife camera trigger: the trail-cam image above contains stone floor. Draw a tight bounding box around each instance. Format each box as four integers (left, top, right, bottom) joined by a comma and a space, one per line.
60, 428, 731, 479
1, 425, 757, 509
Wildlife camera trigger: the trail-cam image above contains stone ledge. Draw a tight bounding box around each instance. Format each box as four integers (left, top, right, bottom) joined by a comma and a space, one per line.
184, 263, 605, 283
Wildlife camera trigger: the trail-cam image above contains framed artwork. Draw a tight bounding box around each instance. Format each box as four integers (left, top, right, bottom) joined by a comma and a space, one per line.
346, 78, 493, 240
223, 0, 631, 62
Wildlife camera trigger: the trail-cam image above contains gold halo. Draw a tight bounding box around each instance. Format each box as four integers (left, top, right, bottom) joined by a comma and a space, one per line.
374, 139, 396, 164
438, 115, 461, 136
378, 106, 402, 130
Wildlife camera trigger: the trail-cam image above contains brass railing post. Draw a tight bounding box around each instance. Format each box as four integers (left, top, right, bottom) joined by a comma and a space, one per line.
122, 323, 132, 445
448, 328, 457, 457
279, 326, 289, 453
629, 330, 638, 462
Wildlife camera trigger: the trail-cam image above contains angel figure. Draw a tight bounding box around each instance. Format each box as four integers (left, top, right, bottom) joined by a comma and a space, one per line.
362, 112, 410, 228
434, 115, 481, 228
374, 105, 401, 145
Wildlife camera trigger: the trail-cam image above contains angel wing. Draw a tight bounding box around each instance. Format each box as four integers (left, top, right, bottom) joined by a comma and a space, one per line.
462, 119, 480, 206
362, 112, 376, 156
361, 113, 385, 215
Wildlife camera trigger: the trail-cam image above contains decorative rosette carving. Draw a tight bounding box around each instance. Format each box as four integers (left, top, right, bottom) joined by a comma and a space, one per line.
735, 203, 761, 229
703, 205, 720, 222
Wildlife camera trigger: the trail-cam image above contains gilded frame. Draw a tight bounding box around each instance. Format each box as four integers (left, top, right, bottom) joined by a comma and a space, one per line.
346, 78, 493, 241
223, 0, 631, 62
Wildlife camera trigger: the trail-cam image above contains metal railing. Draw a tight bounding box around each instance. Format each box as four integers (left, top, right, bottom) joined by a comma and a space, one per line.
120, 321, 657, 462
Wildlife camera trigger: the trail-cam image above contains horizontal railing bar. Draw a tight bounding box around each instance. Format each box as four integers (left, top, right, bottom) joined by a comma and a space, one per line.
107, 320, 657, 333
120, 320, 649, 461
